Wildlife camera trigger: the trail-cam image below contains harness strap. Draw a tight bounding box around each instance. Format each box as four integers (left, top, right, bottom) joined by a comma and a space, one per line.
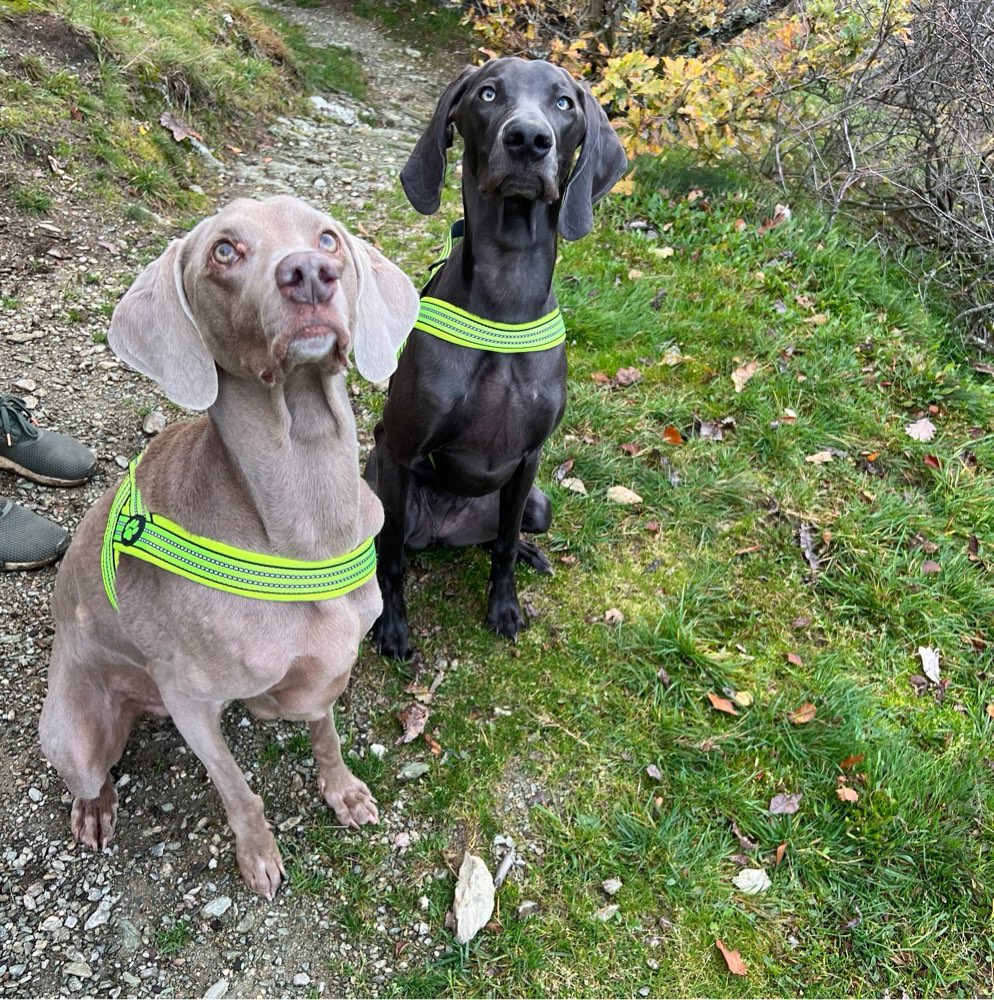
416, 219, 566, 354
101, 458, 376, 610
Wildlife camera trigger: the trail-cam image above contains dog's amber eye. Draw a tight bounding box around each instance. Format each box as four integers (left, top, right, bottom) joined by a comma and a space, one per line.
319, 231, 339, 252
480, 85, 496, 102
557, 96, 573, 111
212, 241, 238, 264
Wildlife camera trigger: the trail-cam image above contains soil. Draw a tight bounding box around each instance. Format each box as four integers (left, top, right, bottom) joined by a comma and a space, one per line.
0, 5, 486, 996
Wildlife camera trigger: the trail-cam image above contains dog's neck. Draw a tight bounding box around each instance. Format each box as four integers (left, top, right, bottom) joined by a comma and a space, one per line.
432, 183, 560, 323
205, 366, 367, 559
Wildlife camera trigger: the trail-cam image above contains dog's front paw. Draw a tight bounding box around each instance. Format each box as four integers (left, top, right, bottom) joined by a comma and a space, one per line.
371, 612, 413, 662
486, 596, 526, 640
235, 827, 285, 900
71, 778, 118, 850
319, 769, 379, 828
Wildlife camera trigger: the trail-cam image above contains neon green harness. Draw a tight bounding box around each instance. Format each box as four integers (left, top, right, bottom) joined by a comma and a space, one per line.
101, 458, 376, 610
416, 220, 566, 354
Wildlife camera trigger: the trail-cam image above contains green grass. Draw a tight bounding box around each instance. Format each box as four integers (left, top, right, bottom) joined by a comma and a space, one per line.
155, 918, 193, 956
0, 0, 367, 208
341, 148, 994, 997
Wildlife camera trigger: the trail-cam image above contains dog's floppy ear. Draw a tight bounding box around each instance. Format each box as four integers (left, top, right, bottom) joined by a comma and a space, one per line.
344, 231, 421, 383
108, 236, 218, 410
400, 65, 479, 215
559, 84, 629, 241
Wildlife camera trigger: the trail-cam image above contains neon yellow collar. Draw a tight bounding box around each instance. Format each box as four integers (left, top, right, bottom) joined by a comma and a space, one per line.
417, 220, 566, 354
101, 458, 376, 609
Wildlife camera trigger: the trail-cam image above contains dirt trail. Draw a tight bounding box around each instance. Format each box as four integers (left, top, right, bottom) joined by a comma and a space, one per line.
0, 5, 468, 996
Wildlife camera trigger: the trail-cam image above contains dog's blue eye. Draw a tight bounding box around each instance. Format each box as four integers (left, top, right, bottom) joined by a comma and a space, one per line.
319, 231, 339, 252
212, 241, 238, 264
557, 96, 573, 111
480, 86, 496, 102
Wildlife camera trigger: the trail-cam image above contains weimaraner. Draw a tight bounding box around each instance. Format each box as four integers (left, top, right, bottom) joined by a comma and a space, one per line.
39, 195, 419, 898
364, 57, 628, 660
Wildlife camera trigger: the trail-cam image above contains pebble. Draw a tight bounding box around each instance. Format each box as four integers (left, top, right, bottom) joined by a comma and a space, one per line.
601, 877, 623, 896
397, 761, 430, 782
84, 897, 113, 930
369, 742, 387, 758
204, 979, 229, 999
142, 409, 167, 435
63, 961, 93, 979
293, 972, 311, 986
202, 896, 232, 918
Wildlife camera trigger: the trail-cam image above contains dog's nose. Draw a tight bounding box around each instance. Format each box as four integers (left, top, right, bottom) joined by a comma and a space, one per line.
502, 117, 554, 160
276, 252, 339, 305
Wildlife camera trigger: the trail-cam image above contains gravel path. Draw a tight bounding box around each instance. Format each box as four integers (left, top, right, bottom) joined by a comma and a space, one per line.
0, 5, 474, 996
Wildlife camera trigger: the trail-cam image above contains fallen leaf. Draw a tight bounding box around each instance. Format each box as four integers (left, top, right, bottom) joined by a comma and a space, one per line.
553, 458, 574, 482
708, 691, 740, 716
788, 702, 817, 725
758, 203, 791, 234
628, 268, 644, 281
986, 704, 994, 720
785, 652, 803, 666
396, 702, 430, 745
731, 690, 754, 708
803, 313, 829, 326
769, 792, 802, 815
159, 111, 204, 143
795, 293, 815, 308
731, 361, 759, 393
918, 646, 941, 684
805, 450, 834, 464
661, 346, 684, 365
799, 523, 821, 572
424, 732, 443, 757
620, 442, 640, 455
905, 417, 937, 442
921, 560, 941, 574
715, 939, 747, 976
613, 366, 642, 387
646, 763, 663, 780
732, 867, 772, 894
453, 854, 495, 944
836, 784, 859, 803
731, 820, 758, 851
734, 218, 747, 232
923, 454, 941, 470
839, 754, 864, 769
561, 477, 587, 495
596, 903, 619, 922
662, 425, 684, 445
604, 608, 625, 625
775, 842, 787, 866
781, 408, 798, 423
607, 485, 643, 505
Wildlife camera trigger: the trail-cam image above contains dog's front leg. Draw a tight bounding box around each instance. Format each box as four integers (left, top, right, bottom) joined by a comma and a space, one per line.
309, 709, 379, 827
159, 688, 285, 899
487, 450, 543, 640
368, 444, 415, 661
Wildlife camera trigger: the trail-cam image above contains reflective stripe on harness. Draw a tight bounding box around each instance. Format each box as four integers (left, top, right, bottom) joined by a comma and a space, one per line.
101, 458, 376, 609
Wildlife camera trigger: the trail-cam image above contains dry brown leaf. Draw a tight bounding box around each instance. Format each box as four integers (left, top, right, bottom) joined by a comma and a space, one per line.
396, 702, 430, 745
839, 754, 865, 770
923, 454, 941, 470
775, 842, 787, 866
788, 702, 817, 725
731, 361, 759, 393
715, 939, 747, 976
708, 691, 740, 716
921, 559, 942, 574
986, 704, 994, 720
836, 783, 859, 803
785, 652, 803, 666
662, 425, 684, 445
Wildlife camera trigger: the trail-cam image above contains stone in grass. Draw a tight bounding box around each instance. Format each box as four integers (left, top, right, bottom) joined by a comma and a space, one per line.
453, 853, 495, 944
397, 761, 430, 782
601, 877, 623, 896
608, 485, 643, 505
202, 895, 232, 918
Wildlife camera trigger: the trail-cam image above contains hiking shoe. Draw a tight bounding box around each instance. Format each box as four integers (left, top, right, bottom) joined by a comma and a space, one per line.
0, 395, 97, 487
0, 498, 70, 570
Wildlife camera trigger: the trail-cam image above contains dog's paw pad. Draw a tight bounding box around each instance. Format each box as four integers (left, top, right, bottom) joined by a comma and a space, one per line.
70, 780, 118, 850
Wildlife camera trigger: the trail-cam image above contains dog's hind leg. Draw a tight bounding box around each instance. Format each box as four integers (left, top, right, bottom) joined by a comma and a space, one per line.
39, 643, 138, 850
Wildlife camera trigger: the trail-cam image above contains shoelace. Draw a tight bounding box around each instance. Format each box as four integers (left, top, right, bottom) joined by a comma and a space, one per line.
0, 396, 39, 448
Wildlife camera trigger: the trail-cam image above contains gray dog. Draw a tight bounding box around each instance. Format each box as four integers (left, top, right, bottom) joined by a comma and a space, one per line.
365, 57, 628, 660
39, 196, 419, 897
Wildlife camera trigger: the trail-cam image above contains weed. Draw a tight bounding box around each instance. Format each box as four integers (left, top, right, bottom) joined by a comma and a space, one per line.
155, 919, 192, 956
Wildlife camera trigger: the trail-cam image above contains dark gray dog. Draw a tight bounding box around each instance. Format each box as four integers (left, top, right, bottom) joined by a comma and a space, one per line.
364, 57, 627, 660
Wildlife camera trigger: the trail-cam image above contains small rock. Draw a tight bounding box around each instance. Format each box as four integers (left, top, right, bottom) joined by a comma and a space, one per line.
142, 409, 166, 435
27, 787, 42, 802
452, 854, 495, 944
63, 961, 93, 979
121, 972, 141, 987
114, 455, 129, 469
293, 973, 311, 986
517, 900, 539, 919
601, 877, 623, 896
607, 485, 643, 505
596, 904, 620, 921
84, 897, 113, 930
397, 761, 430, 782
12, 378, 37, 392
202, 895, 232, 918
204, 979, 229, 999
369, 743, 387, 759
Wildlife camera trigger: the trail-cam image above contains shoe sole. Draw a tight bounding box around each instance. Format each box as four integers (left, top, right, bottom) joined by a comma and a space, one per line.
1, 538, 70, 571
0, 453, 96, 488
